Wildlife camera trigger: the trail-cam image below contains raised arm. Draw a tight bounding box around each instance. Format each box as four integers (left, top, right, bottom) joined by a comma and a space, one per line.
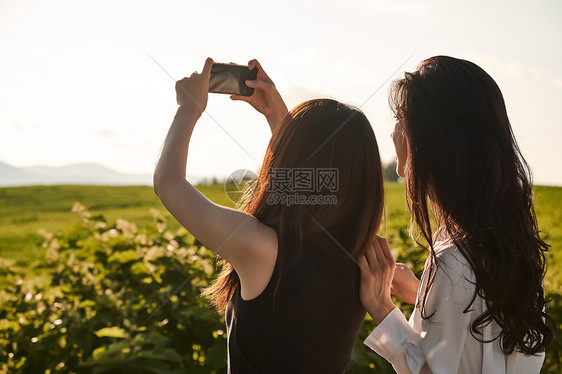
153, 58, 277, 298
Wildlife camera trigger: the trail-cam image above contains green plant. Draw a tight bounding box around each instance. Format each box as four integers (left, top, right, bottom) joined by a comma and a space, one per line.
0, 203, 226, 373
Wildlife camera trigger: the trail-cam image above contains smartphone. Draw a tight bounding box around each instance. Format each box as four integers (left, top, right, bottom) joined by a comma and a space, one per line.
208, 63, 258, 96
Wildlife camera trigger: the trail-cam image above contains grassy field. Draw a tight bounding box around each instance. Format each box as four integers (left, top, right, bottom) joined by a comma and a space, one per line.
0, 182, 560, 303
0, 183, 560, 371
0, 185, 232, 265
1, 183, 558, 281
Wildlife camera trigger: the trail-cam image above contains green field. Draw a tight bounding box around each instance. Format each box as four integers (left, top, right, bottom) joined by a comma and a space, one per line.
0, 185, 233, 265
2, 183, 558, 286
0, 183, 560, 372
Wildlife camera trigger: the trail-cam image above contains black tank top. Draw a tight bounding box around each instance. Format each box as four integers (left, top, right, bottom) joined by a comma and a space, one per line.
225, 240, 366, 373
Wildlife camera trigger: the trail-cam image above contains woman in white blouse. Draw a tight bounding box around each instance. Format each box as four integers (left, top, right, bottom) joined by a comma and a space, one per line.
358, 56, 554, 374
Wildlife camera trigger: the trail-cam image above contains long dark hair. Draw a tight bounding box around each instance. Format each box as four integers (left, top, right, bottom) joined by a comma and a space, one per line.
203, 98, 384, 313
390, 55, 554, 355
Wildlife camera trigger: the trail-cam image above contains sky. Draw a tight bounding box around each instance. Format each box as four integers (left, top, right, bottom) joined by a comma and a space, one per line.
1, 0, 561, 185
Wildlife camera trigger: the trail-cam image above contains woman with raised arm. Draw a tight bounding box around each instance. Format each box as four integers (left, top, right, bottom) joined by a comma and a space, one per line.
154, 58, 385, 373
358, 56, 554, 374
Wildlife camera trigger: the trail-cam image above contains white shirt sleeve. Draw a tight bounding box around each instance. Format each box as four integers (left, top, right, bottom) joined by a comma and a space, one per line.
364, 252, 475, 374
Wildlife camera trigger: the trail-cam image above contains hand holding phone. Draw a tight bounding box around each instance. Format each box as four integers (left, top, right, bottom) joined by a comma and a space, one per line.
208, 63, 258, 96
176, 58, 214, 114
228, 59, 289, 133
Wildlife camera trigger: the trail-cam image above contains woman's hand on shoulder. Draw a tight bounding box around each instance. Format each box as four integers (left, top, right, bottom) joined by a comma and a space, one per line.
230, 59, 288, 132
359, 236, 397, 324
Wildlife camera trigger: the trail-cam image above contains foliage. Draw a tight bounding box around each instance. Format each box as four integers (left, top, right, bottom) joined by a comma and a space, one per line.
0, 203, 226, 373
0, 202, 409, 373
0, 183, 560, 373
0, 184, 231, 264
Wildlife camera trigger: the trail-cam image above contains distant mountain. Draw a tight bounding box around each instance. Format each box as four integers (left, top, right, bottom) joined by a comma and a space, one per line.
0, 162, 43, 186
0, 161, 203, 187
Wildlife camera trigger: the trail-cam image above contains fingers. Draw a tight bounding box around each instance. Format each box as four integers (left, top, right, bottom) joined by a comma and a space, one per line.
248, 59, 272, 82
175, 79, 187, 98
378, 237, 394, 263
363, 237, 395, 279
358, 253, 377, 281
202, 57, 214, 78
248, 59, 261, 71
230, 94, 251, 103
358, 254, 369, 276
364, 243, 377, 269
245, 79, 274, 92
375, 236, 395, 264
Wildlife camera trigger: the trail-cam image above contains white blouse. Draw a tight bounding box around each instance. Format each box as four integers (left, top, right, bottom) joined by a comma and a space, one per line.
363, 238, 545, 374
